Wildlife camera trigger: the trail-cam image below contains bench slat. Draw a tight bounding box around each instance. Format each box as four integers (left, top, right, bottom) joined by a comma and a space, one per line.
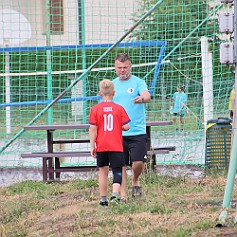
21, 151, 91, 158
148, 150, 170, 155
153, 146, 176, 151
52, 139, 90, 144
51, 166, 98, 172
147, 146, 176, 155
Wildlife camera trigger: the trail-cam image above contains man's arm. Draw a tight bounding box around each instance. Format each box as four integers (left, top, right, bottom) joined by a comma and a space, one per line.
134, 90, 151, 104
179, 102, 186, 113
179, 95, 187, 113
140, 90, 151, 103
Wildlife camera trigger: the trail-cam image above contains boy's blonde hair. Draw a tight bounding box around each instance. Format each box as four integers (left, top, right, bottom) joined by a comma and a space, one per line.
99, 79, 114, 96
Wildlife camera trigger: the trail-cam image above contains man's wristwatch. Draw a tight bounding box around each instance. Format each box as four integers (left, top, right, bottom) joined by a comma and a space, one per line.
141, 97, 144, 103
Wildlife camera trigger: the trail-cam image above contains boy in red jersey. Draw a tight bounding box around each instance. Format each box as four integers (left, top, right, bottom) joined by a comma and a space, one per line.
89, 79, 130, 206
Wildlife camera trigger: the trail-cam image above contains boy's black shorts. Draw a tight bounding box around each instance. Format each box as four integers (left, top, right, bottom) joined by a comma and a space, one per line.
123, 134, 147, 166
96, 151, 125, 168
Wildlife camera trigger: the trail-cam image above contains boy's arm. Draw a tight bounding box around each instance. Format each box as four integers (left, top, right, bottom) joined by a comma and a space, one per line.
89, 125, 97, 158
122, 123, 130, 131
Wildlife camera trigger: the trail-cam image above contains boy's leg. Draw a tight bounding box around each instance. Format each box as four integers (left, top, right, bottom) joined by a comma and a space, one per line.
109, 152, 125, 201
111, 166, 122, 198
97, 152, 110, 206
98, 166, 109, 197
112, 183, 120, 195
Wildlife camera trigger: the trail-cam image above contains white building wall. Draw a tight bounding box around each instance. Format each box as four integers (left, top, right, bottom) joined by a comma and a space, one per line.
0, 0, 140, 47
0, 0, 42, 47
51, 0, 79, 46
84, 0, 140, 44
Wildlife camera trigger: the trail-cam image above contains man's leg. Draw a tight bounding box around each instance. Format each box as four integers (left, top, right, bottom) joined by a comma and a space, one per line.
131, 161, 145, 198
120, 166, 127, 201
180, 116, 184, 130
129, 135, 147, 197
173, 114, 179, 131
132, 161, 144, 187
173, 115, 176, 126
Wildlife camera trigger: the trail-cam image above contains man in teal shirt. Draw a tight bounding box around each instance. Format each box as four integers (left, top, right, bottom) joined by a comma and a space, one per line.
172, 85, 187, 132
113, 53, 151, 202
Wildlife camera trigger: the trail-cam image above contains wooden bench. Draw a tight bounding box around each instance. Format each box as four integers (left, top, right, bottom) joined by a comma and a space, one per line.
22, 122, 176, 181
21, 151, 97, 181
147, 146, 176, 169
22, 145, 176, 181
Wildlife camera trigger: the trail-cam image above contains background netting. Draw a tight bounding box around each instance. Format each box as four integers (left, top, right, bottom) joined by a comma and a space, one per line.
0, 0, 233, 167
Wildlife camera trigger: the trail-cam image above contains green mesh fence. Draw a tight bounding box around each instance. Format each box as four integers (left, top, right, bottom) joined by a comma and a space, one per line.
0, 0, 233, 168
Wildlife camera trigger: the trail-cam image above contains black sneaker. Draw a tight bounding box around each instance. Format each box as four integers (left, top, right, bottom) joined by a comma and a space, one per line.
110, 196, 120, 204
132, 186, 142, 198
99, 201, 108, 207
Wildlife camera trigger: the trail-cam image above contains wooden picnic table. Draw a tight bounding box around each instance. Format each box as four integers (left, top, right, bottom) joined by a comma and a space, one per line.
22, 121, 175, 181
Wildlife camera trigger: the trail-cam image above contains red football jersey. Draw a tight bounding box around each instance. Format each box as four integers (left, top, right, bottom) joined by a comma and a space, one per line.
89, 101, 130, 152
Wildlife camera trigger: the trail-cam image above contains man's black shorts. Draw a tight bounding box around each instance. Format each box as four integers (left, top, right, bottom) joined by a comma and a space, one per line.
96, 151, 125, 168
173, 112, 185, 117
123, 134, 147, 166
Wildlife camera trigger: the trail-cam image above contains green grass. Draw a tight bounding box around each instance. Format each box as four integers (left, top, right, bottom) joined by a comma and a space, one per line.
0, 172, 236, 237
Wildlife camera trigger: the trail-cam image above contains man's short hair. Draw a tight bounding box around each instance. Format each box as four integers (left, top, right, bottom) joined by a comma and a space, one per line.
115, 53, 131, 62
178, 84, 186, 92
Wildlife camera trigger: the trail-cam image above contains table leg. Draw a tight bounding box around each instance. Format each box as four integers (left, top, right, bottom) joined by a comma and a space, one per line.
48, 157, 54, 180
146, 126, 151, 150
55, 157, 61, 179
47, 130, 55, 180
42, 157, 48, 182
146, 126, 155, 170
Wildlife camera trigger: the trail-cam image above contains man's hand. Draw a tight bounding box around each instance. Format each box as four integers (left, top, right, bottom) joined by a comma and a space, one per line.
178, 109, 183, 115
133, 96, 144, 104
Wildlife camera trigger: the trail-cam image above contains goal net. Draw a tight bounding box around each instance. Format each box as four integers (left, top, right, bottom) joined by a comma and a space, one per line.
0, 0, 232, 169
